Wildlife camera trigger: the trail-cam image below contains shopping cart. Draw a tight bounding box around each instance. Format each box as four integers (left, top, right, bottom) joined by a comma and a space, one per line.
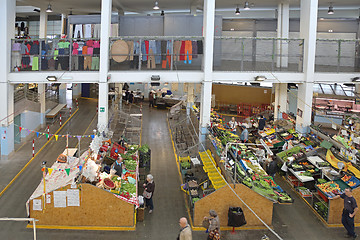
169, 100, 183, 120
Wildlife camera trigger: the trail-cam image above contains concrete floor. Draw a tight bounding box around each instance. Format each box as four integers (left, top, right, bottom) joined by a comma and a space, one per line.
0, 100, 357, 239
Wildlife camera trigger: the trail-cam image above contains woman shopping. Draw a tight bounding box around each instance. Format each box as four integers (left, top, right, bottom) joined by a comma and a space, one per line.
204, 210, 221, 240
143, 174, 155, 214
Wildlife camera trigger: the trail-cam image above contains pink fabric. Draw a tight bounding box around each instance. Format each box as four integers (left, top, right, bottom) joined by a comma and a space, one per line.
87, 47, 93, 55
72, 42, 79, 55
93, 41, 100, 48
86, 40, 94, 47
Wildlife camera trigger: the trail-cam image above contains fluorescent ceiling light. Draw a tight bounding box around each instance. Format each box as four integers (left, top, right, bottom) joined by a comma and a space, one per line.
153, 1, 159, 10
244, 2, 250, 10
328, 4, 334, 15
46, 3, 53, 13
255, 76, 267, 81
46, 76, 57, 81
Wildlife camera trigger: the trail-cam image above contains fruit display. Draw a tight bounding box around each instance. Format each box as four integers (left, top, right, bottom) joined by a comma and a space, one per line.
316, 181, 345, 198
341, 175, 360, 189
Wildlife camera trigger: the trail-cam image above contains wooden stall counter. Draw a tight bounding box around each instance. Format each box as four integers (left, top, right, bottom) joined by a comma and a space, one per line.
194, 183, 273, 229
28, 183, 135, 230
328, 187, 360, 226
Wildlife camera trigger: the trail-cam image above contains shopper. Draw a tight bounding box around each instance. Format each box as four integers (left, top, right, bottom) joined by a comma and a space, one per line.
240, 125, 249, 143
177, 217, 192, 240
266, 158, 278, 178
149, 91, 154, 108
258, 115, 266, 131
330, 188, 358, 238
125, 90, 130, 104
143, 174, 155, 213
129, 91, 134, 104
204, 210, 220, 240
228, 117, 238, 134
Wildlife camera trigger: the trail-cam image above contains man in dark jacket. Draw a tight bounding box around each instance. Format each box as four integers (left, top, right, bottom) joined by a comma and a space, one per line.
330, 188, 358, 238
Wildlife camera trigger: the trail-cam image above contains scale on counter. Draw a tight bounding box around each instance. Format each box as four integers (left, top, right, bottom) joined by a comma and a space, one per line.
330, 162, 345, 177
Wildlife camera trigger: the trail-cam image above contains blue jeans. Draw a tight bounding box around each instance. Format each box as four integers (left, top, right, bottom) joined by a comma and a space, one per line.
342, 210, 355, 237
145, 197, 154, 210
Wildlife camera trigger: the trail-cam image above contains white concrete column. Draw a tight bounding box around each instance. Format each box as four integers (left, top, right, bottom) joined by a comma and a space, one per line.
274, 83, 287, 120
190, 5, 197, 15
98, 0, 112, 128
58, 84, 67, 104
276, 2, 289, 68
61, 14, 67, 36
39, 10, 48, 38
0, 0, 15, 158
186, 83, 195, 116
38, 84, 46, 125
355, 84, 360, 94
72, 83, 81, 99
199, 0, 215, 141
39, 9, 48, 126
296, 0, 318, 133
273, 83, 280, 119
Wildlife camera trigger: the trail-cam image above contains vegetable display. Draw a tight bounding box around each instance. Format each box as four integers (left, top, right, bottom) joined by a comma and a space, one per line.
124, 159, 137, 171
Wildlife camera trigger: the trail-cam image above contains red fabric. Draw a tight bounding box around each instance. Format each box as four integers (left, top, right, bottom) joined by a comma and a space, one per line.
26, 44, 31, 55
179, 41, 186, 61
145, 40, 149, 60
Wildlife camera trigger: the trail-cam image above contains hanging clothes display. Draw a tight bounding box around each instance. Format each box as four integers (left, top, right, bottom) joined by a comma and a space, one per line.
93, 24, 101, 39
73, 24, 83, 38
173, 41, 182, 61
147, 40, 156, 69
184, 40, 192, 64
84, 24, 92, 39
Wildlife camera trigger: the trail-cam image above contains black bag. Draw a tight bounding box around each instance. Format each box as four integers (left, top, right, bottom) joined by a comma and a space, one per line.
228, 207, 246, 227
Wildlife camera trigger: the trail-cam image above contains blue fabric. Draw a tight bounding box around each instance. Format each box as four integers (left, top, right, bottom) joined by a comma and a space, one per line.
240, 129, 249, 141
141, 41, 147, 61
134, 41, 140, 55
155, 40, 161, 64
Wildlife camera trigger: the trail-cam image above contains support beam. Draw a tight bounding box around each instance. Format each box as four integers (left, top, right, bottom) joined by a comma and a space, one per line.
98, 0, 112, 128
0, 0, 16, 158
186, 83, 195, 116
58, 83, 67, 104
72, 83, 81, 99
61, 14, 67, 36
199, 0, 215, 142
296, 0, 318, 134
39, 10, 47, 38
274, 83, 288, 120
39, 8, 48, 126
38, 84, 46, 126
276, 2, 289, 68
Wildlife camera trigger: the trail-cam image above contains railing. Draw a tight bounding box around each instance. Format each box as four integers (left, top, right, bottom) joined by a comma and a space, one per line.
14, 89, 39, 103
214, 37, 304, 72
315, 39, 360, 73
11, 38, 100, 72
0, 217, 38, 240
109, 36, 204, 71
11, 37, 360, 73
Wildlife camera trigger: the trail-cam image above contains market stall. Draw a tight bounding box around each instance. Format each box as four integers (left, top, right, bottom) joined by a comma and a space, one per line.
27, 131, 144, 230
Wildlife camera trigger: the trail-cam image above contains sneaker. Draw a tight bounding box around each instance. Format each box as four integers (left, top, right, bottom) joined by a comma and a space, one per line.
149, 210, 153, 214
353, 234, 358, 239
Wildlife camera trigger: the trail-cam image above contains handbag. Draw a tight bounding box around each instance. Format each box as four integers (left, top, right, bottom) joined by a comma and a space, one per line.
143, 189, 152, 199
208, 229, 220, 240
202, 219, 210, 229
